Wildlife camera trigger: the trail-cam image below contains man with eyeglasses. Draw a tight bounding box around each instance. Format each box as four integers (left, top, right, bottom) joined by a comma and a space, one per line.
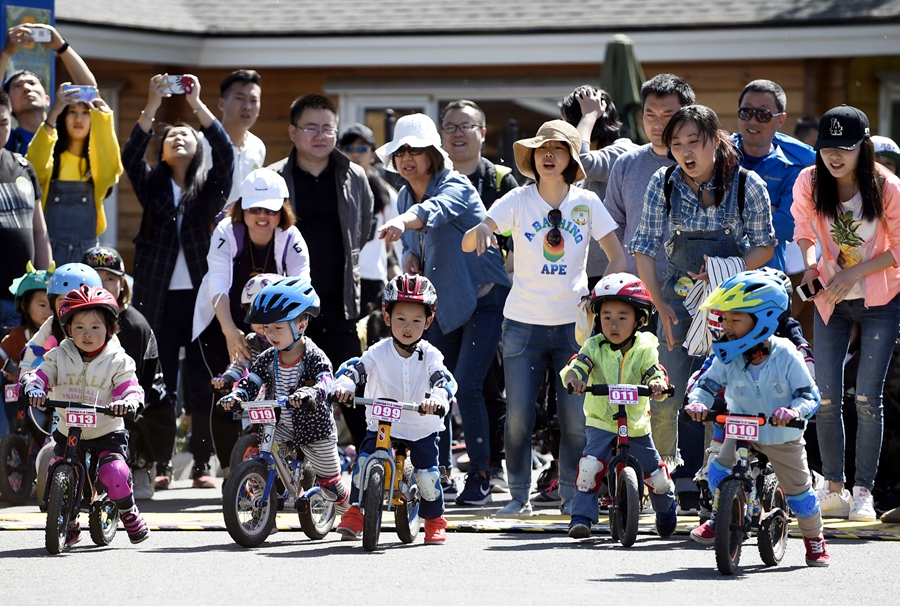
732, 79, 815, 272
269, 93, 375, 448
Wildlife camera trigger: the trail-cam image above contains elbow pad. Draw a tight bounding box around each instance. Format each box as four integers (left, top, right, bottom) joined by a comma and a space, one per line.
336, 358, 367, 389
567, 353, 594, 382
696, 376, 723, 398
429, 369, 455, 400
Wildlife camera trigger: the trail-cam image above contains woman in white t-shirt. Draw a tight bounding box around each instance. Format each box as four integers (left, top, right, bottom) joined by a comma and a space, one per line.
463, 120, 625, 516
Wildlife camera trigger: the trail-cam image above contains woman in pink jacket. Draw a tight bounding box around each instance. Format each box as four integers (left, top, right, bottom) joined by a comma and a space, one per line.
792, 105, 900, 522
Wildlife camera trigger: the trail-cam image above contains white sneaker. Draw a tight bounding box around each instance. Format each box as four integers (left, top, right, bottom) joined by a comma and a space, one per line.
132, 468, 154, 501
817, 487, 851, 518
849, 486, 876, 522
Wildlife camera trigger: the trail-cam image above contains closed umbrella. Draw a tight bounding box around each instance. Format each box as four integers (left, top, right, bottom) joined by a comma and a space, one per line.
599, 34, 647, 144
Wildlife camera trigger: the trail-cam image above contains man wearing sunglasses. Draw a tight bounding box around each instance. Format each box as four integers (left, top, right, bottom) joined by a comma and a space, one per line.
732, 79, 815, 272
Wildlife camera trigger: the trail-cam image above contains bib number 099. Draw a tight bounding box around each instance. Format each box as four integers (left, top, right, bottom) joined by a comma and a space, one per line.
371, 400, 403, 422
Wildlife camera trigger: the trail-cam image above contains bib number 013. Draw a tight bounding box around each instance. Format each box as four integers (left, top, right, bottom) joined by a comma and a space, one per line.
371, 399, 403, 423
66, 408, 97, 428
608, 385, 640, 406
724, 416, 759, 442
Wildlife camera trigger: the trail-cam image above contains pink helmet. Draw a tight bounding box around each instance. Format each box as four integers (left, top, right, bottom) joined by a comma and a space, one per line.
241, 273, 283, 306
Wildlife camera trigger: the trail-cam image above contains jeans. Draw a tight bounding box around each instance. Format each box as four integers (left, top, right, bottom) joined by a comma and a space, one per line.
814, 294, 900, 491
502, 319, 585, 503
0, 298, 17, 332
426, 286, 508, 475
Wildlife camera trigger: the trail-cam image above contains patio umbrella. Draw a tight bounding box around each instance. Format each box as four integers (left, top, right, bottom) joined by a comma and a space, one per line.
599, 34, 647, 144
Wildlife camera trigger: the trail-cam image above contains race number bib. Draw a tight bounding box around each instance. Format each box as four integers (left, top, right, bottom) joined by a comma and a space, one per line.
724, 416, 759, 442
608, 385, 640, 406
66, 407, 97, 428
247, 406, 276, 425
4, 384, 17, 403
371, 399, 403, 423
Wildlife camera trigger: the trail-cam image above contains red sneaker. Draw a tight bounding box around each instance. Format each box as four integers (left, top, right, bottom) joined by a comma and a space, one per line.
804, 535, 830, 567
336, 506, 364, 541
690, 519, 716, 546
424, 516, 447, 544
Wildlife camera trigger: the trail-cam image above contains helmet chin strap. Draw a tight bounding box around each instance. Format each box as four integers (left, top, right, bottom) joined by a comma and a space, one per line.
283, 319, 304, 351
607, 316, 645, 351
742, 341, 770, 370
391, 334, 423, 359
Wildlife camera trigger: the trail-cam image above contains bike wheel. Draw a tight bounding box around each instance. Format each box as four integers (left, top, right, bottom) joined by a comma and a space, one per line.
715, 480, 746, 575
298, 489, 336, 540
614, 467, 640, 547
0, 434, 35, 506
362, 462, 385, 552
222, 460, 276, 548
228, 433, 261, 471
89, 499, 119, 546
45, 465, 76, 555
758, 474, 788, 566
395, 460, 421, 544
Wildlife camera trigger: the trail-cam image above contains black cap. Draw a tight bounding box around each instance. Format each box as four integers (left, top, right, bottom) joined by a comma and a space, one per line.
82, 246, 126, 276
815, 105, 870, 151
339, 123, 376, 148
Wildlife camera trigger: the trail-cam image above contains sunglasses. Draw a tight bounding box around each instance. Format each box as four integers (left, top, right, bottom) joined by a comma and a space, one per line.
546, 209, 563, 246
343, 145, 371, 153
392, 146, 426, 159
245, 207, 281, 216
738, 107, 785, 124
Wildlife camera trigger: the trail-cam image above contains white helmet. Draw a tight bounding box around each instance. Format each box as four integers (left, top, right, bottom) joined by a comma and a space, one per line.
241, 273, 283, 306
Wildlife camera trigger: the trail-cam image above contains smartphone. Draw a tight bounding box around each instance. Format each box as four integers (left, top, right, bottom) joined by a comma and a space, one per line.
27, 28, 52, 43
797, 277, 826, 301
65, 85, 98, 103
157, 75, 193, 95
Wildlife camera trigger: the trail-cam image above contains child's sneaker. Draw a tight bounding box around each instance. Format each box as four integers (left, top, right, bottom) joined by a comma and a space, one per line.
65, 521, 82, 548
154, 464, 173, 490
336, 506, 364, 541
849, 486, 877, 522
689, 516, 716, 546
655, 501, 678, 538
817, 487, 852, 518
121, 507, 150, 544
535, 478, 561, 502
191, 464, 217, 489
456, 472, 492, 506
803, 534, 830, 567
568, 515, 592, 539
424, 516, 447, 544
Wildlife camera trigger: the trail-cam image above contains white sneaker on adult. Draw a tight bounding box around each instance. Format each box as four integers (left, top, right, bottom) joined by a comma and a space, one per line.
817, 487, 851, 518
132, 468, 154, 500
849, 486, 877, 522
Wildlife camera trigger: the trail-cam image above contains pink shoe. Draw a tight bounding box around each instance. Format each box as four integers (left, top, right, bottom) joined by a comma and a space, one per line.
690, 518, 716, 546
804, 535, 830, 567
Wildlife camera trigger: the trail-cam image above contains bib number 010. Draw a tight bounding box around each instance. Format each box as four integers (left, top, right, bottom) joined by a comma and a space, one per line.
724, 416, 759, 442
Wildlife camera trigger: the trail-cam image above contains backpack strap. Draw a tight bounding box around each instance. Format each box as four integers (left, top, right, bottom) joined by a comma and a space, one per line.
737, 166, 747, 219
663, 164, 677, 217
232, 223, 245, 260
495, 165, 512, 193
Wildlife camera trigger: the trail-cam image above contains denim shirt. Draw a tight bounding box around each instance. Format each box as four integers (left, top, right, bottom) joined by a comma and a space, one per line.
399, 168, 510, 333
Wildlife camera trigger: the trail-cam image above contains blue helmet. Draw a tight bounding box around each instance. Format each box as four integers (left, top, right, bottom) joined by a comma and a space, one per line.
245, 276, 319, 324
700, 270, 789, 364
47, 263, 102, 297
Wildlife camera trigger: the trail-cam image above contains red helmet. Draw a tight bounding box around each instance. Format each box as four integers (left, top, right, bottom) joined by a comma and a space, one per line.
590, 272, 653, 323
382, 274, 438, 316
58, 285, 120, 327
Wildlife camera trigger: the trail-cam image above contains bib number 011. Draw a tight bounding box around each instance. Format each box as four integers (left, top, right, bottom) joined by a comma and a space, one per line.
724, 416, 759, 442
608, 385, 640, 406
371, 399, 403, 423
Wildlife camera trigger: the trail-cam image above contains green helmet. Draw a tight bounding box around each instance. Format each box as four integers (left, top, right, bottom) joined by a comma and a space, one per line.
9, 260, 54, 298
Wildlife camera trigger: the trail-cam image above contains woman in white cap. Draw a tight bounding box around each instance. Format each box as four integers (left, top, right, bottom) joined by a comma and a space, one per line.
192, 167, 310, 479
377, 113, 511, 507
872, 135, 900, 175
793, 105, 900, 522
463, 119, 626, 517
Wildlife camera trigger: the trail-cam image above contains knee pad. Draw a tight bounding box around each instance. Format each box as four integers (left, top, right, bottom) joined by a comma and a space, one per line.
576, 456, 607, 493
351, 454, 369, 489
711, 423, 725, 444
706, 458, 731, 494
644, 464, 673, 495
414, 467, 441, 502
786, 487, 820, 519
98, 452, 132, 501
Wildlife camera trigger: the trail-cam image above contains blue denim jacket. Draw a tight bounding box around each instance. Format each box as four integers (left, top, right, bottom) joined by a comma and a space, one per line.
399, 168, 510, 333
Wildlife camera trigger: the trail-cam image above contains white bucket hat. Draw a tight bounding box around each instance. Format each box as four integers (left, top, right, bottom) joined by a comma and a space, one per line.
240, 168, 289, 211
375, 113, 453, 173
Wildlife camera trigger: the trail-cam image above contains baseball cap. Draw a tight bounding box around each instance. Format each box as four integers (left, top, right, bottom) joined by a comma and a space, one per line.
339, 123, 376, 148
872, 135, 900, 167
815, 105, 870, 151
82, 246, 126, 276
239, 168, 289, 212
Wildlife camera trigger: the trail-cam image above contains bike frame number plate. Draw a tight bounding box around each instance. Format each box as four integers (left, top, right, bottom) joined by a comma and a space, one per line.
609, 385, 640, 406
247, 406, 276, 425
724, 416, 759, 442
371, 399, 403, 423
66, 408, 97, 428
4, 384, 17, 403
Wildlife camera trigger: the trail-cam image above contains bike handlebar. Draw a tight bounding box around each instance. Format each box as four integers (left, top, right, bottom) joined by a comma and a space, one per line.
41, 400, 118, 417
327, 394, 446, 418
566, 383, 676, 398
683, 409, 805, 430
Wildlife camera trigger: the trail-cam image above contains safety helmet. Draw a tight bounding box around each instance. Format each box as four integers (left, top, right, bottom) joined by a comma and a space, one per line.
47, 263, 102, 297
58, 285, 120, 327
756, 266, 793, 298
241, 273, 283, 306
589, 272, 653, 324
245, 277, 320, 326
382, 274, 438, 317
82, 246, 126, 276
9, 261, 54, 313
700, 270, 789, 364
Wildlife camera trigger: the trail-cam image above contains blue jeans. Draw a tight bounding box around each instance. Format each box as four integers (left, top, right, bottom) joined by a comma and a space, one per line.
0, 299, 18, 331
814, 294, 900, 491
571, 426, 674, 523
426, 286, 508, 475
502, 319, 585, 503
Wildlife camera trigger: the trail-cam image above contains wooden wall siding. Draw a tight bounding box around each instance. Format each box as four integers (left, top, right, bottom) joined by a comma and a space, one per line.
53, 56, 889, 269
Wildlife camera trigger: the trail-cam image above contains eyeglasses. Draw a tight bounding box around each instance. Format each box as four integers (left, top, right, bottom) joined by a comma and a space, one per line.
392, 146, 426, 159
738, 108, 785, 124
245, 207, 281, 216
343, 145, 371, 153
546, 209, 563, 247
298, 125, 337, 137
441, 122, 483, 134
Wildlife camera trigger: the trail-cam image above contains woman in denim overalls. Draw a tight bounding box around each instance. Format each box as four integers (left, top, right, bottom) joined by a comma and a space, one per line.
26, 83, 122, 265
630, 105, 775, 476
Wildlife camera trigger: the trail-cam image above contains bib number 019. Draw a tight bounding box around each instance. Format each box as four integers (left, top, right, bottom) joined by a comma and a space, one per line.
247, 406, 276, 425
724, 416, 759, 442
